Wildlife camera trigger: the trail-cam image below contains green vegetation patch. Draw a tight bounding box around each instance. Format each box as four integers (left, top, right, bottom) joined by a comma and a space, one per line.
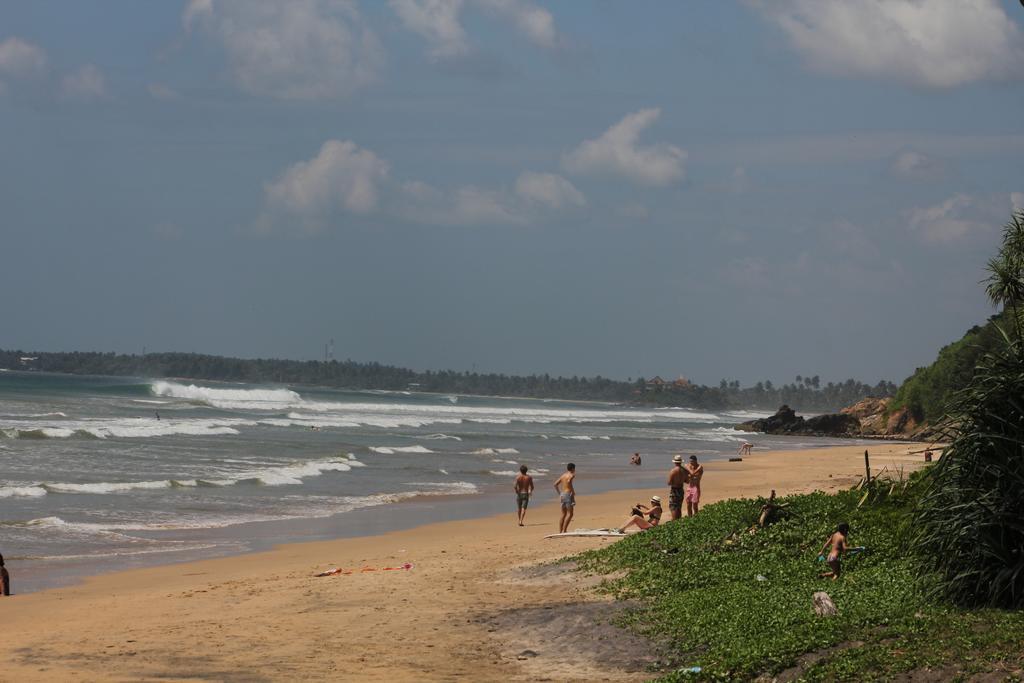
576, 479, 1024, 681
890, 311, 1009, 424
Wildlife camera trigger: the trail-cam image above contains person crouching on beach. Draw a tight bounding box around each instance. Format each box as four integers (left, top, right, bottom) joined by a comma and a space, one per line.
554, 463, 576, 533
619, 496, 663, 533
514, 465, 534, 527
818, 523, 850, 580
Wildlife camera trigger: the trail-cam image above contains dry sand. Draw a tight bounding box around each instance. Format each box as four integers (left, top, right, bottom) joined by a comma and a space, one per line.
0, 444, 934, 682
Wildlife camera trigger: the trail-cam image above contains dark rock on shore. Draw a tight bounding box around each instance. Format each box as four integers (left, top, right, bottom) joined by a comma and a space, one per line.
735, 404, 865, 437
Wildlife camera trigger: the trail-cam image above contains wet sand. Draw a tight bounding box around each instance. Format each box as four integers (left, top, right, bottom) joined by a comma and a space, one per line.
0, 443, 933, 682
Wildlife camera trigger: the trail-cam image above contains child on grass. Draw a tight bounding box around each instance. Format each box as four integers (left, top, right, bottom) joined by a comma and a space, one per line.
818, 523, 849, 580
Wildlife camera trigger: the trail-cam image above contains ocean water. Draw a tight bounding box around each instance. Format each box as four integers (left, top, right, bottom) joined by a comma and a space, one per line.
0, 371, 856, 592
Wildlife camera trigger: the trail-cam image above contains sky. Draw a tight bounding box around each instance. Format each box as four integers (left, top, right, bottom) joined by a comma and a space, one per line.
1, 0, 1022, 387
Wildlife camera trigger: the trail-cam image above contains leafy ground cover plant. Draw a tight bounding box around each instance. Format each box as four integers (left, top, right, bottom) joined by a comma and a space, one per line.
576, 476, 1024, 681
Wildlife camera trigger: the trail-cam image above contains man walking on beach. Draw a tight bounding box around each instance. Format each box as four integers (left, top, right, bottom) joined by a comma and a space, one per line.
514, 465, 534, 526
667, 454, 688, 521
685, 455, 704, 517
554, 463, 576, 533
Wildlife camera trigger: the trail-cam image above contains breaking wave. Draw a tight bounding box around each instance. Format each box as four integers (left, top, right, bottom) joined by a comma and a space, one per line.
368, 445, 434, 455
0, 456, 363, 498
150, 381, 301, 410
0, 417, 254, 440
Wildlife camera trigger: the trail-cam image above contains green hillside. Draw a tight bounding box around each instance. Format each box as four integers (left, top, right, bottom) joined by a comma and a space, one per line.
890, 311, 1009, 424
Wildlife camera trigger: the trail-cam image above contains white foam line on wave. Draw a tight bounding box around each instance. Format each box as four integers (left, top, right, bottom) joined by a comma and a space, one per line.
0, 456, 364, 497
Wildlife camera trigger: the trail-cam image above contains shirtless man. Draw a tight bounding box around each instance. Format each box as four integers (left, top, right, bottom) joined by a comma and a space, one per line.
514, 465, 534, 526
667, 454, 689, 521
738, 442, 752, 456
685, 455, 704, 517
554, 463, 576, 533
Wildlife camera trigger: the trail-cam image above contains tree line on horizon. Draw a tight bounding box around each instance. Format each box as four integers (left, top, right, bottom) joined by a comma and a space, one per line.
0, 347, 894, 412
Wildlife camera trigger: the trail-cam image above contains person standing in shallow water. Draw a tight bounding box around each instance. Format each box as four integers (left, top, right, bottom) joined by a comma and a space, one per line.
514, 465, 534, 527
685, 455, 703, 517
554, 463, 576, 533
0, 553, 10, 596
667, 454, 688, 521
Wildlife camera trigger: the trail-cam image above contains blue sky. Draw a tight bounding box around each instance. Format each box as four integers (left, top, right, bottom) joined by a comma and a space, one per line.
1, 0, 1022, 386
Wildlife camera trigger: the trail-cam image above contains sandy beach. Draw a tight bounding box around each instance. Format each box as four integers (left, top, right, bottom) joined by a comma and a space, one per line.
0, 444, 933, 682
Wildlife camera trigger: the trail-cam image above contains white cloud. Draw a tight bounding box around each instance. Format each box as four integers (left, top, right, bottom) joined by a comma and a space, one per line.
398, 181, 526, 226
477, 0, 557, 49
908, 194, 991, 244
390, 0, 559, 59
183, 0, 383, 100
60, 64, 106, 100
515, 172, 585, 209
890, 150, 943, 179
563, 108, 685, 186
389, 0, 469, 58
0, 37, 47, 79
147, 83, 180, 100
452, 186, 524, 225
755, 0, 1024, 88
262, 140, 390, 231
261, 141, 583, 231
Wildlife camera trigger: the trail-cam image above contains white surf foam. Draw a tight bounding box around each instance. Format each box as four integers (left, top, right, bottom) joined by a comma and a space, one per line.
413, 481, 478, 494
46, 480, 176, 494
368, 445, 434, 455
150, 380, 302, 410
0, 417, 254, 440
6, 456, 363, 497
0, 485, 47, 498
489, 468, 548, 476
470, 447, 521, 456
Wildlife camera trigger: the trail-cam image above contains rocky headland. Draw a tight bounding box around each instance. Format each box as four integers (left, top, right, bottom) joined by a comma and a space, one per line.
735, 398, 927, 439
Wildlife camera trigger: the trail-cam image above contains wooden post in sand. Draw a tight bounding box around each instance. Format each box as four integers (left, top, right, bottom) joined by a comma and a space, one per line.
864, 450, 871, 484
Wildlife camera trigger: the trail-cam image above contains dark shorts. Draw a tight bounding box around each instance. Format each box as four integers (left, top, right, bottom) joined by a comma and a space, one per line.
516, 492, 530, 510
669, 486, 684, 511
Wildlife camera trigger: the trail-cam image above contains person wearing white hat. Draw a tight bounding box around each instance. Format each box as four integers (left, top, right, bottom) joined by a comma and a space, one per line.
618, 495, 663, 533
667, 454, 689, 521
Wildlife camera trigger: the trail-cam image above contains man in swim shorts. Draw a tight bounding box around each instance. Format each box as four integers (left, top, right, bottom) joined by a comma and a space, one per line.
667, 454, 688, 521
554, 463, 576, 533
685, 455, 703, 516
514, 465, 534, 527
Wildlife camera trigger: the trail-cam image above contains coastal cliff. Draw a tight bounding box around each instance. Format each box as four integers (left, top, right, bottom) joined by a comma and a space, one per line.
735, 399, 925, 439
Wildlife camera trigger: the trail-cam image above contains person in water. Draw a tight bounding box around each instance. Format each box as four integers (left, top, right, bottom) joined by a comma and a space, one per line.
630, 452, 642, 466
818, 523, 850, 580
619, 496, 663, 533
514, 465, 534, 527
667, 454, 688, 521
0, 553, 10, 596
554, 463, 576, 534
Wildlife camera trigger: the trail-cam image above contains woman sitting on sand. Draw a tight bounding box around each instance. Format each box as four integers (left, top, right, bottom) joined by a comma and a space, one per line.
818, 522, 849, 580
618, 496, 662, 533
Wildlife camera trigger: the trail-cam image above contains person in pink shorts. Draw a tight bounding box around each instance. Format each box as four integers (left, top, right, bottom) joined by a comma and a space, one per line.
685, 455, 703, 516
